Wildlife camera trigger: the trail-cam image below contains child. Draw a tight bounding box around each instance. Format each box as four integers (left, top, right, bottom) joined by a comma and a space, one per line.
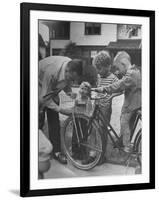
74, 82, 93, 115
92, 51, 118, 125
71, 82, 93, 160
94, 51, 141, 153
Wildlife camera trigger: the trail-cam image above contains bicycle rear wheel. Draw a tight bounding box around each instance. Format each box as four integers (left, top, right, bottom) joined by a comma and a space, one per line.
61, 113, 106, 170
134, 129, 142, 166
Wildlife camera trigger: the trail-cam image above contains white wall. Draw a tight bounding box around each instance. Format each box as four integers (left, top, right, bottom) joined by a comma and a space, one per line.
70, 22, 117, 46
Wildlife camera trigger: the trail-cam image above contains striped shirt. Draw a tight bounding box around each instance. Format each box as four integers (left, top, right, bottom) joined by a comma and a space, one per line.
97, 73, 118, 107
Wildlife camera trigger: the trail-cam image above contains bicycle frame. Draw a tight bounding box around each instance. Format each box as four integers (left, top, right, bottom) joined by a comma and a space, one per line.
90, 96, 142, 150
92, 103, 120, 147
71, 109, 103, 153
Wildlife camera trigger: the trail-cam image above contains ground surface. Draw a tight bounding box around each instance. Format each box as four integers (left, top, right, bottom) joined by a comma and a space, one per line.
45, 158, 135, 179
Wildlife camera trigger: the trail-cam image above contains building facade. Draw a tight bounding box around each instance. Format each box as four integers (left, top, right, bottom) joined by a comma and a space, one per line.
39, 21, 141, 66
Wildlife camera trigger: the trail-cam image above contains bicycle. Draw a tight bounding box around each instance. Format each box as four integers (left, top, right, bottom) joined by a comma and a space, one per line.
61, 91, 142, 170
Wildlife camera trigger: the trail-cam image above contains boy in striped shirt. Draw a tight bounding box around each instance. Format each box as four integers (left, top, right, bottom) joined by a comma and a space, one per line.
93, 51, 118, 124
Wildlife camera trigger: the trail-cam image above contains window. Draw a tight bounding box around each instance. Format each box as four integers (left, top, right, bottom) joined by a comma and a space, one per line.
127, 25, 141, 38
117, 24, 141, 39
85, 23, 101, 35
51, 22, 70, 40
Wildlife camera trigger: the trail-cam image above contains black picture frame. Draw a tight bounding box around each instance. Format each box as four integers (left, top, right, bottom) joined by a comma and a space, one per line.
20, 2, 155, 197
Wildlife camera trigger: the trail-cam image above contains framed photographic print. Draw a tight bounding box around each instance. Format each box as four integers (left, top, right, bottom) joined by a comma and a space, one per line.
20, 2, 155, 197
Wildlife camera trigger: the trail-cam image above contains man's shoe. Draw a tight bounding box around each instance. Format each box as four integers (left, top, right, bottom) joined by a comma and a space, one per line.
53, 153, 67, 165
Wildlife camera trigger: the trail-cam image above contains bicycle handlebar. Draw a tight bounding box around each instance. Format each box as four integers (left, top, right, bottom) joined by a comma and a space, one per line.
91, 91, 123, 101
42, 88, 122, 102
43, 89, 61, 99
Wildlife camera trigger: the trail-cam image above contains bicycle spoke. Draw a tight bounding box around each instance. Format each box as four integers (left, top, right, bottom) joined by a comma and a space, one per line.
78, 119, 84, 138
62, 113, 106, 170
80, 142, 102, 153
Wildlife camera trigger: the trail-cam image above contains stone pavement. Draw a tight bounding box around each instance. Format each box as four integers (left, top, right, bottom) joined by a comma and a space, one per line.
44, 158, 135, 179
44, 138, 140, 179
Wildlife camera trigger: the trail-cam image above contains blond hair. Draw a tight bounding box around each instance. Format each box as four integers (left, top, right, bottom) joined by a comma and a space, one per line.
79, 82, 91, 97
114, 51, 131, 63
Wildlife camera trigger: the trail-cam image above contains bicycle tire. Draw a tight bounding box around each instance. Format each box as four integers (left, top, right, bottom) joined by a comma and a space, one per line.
61, 113, 106, 170
134, 129, 142, 166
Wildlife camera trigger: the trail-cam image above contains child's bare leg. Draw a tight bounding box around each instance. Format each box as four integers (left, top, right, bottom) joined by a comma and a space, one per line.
120, 112, 133, 149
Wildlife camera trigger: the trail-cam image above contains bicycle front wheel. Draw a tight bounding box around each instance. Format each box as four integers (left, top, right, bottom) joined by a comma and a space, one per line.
61, 113, 106, 170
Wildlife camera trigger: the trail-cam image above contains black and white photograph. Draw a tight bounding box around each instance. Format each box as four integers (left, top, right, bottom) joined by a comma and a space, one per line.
38, 21, 142, 178
20, 3, 155, 197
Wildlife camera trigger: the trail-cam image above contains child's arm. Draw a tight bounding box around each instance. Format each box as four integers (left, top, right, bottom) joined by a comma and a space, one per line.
92, 87, 105, 93
100, 71, 135, 94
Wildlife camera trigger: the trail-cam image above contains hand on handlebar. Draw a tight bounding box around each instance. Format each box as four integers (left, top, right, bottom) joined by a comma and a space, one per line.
91, 87, 105, 93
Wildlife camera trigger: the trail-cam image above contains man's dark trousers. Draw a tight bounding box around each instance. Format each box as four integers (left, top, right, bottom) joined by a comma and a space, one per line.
46, 108, 61, 153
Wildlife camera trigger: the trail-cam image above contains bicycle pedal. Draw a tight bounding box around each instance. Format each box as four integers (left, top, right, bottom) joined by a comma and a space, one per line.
113, 144, 121, 149
113, 145, 118, 149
